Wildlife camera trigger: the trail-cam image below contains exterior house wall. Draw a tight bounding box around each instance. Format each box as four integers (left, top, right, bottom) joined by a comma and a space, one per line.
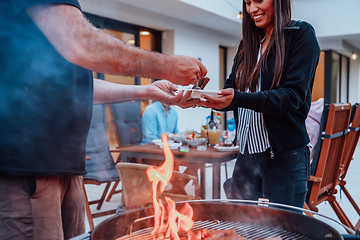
292, 0, 360, 38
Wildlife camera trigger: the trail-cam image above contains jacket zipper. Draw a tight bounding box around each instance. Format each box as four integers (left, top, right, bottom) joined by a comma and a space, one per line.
270, 147, 274, 159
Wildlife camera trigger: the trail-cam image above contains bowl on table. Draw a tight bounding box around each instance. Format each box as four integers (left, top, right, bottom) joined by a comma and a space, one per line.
172, 134, 186, 143
168, 134, 174, 141
185, 138, 206, 147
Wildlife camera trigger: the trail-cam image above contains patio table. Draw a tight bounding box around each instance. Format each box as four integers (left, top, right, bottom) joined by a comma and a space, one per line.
118, 144, 238, 199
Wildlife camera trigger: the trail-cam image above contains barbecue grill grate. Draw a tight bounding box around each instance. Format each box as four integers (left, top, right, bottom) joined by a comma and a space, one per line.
116, 219, 310, 240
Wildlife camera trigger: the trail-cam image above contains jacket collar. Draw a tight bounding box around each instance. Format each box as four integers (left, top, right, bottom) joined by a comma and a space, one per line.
284, 20, 300, 30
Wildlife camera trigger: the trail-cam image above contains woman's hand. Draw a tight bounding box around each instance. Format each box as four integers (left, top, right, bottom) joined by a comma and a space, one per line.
197, 88, 234, 109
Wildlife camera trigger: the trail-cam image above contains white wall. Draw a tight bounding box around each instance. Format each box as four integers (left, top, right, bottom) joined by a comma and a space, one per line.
161, 30, 174, 55
349, 59, 360, 103
171, 19, 238, 132
179, 0, 241, 22
292, 0, 360, 38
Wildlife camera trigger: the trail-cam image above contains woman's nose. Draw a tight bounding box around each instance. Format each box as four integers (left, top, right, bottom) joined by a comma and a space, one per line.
248, 3, 258, 14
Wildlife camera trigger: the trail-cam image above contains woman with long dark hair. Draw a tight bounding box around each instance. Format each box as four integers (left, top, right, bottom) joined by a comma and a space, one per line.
199, 0, 320, 208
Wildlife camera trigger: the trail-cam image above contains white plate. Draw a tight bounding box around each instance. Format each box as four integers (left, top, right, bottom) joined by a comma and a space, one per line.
152, 139, 174, 145
191, 90, 220, 99
158, 142, 182, 150
214, 145, 240, 152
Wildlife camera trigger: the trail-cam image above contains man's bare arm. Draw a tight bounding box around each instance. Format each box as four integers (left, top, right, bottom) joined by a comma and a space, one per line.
93, 79, 198, 108
26, 4, 207, 86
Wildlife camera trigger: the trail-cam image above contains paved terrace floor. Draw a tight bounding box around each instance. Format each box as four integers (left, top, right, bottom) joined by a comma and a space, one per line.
84, 144, 360, 235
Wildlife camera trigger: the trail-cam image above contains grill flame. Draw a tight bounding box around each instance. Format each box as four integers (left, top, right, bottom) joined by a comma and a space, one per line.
146, 134, 194, 239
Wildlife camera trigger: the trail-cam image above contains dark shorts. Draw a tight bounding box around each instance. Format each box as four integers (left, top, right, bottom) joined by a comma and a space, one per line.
230, 146, 310, 208
0, 175, 85, 240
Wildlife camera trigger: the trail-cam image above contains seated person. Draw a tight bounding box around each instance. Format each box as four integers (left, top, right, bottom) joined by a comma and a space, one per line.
142, 101, 178, 144
305, 98, 324, 165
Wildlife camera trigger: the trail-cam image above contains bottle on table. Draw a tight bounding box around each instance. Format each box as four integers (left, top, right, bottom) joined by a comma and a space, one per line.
226, 118, 236, 144
208, 109, 221, 146
200, 116, 209, 138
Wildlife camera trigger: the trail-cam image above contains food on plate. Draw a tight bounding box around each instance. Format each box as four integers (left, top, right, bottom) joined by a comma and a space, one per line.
187, 228, 246, 239
172, 132, 187, 143
217, 142, 234, 147
192, 77, 210, 90
184, 131, 207, 147
186, 131, 200, 140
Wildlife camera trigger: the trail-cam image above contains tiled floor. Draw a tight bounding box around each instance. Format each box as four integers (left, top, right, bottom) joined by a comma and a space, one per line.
84, 145, 360, 235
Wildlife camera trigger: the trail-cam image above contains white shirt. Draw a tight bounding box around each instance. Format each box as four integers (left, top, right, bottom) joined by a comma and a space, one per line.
237, 42, 271, 154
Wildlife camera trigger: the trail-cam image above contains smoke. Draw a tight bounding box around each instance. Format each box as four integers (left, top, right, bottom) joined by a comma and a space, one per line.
0, 1, 92, 174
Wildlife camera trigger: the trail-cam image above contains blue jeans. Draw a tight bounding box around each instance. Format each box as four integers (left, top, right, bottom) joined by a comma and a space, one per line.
230, 146, 310, 208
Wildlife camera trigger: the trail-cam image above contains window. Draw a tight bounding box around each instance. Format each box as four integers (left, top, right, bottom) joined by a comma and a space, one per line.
312, 50, 349, 104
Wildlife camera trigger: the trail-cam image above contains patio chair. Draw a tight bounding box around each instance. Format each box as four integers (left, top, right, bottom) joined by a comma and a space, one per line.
337, 103, 360, 229
110, 101, 143, 150
116, 162, 199, 209
83, 104, 120, 230
304, 103, 353, 231
105, 101, 143, 202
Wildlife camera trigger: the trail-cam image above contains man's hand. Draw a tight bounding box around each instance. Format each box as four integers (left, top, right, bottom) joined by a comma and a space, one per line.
166, 55, 207, 86
197, 88, 234, 109
147, 81, 200, 108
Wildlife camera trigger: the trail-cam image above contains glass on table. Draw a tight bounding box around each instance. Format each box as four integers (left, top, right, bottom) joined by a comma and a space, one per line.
196, 138, 207, 151
179, 144, 189, 152
208, 128, 222, 146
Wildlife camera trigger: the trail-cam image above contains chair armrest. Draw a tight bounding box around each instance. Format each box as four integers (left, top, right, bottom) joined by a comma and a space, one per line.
309, 175, 322, 182
172, 171, 199, 190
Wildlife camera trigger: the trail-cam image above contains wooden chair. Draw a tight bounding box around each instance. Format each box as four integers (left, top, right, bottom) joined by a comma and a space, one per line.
116, 162, 199, 209
337, 103, 360, 229
305, 103, 353, 231
105, 101, 143, 202
83, 104, 120, 230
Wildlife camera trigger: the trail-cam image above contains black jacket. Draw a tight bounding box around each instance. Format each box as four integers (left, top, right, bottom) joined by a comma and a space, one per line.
223, 20, 320, 155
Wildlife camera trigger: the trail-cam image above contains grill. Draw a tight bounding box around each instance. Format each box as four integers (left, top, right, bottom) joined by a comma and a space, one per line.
89, 200, 350, 240
118, 219, 310, 240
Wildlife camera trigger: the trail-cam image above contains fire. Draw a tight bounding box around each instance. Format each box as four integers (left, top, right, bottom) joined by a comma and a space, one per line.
146, 134, 194, 239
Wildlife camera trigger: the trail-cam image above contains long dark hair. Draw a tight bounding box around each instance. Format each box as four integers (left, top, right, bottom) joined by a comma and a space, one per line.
236, 0, 292, 92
